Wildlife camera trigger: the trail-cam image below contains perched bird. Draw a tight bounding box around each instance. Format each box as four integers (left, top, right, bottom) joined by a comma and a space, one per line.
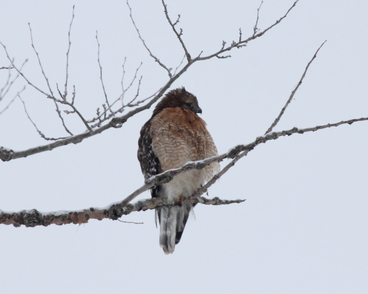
137, 87, 219, 254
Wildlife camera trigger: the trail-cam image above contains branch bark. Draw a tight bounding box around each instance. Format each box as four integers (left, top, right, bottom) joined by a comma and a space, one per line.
1, 115, 367, 227
0, 0, 301, 162
0, 196, 245, 227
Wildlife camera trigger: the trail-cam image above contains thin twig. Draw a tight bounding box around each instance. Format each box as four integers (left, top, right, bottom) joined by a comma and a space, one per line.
196, 0, 299, 61
0, 86, 26, 115
120, 60, 143, 107
265, 40, 327, 134
172, 54, 186, 76
1, 42, 49, 96
127, 0, 172, 77
0, 59, 27, 102
96, 31, 113, 114
0, 66, 14, 70
126, 76, 143, 106
87, 60, 144, 129
28, 23, 54, 97
118, 220, 144, 224
18, 94, 69, 141
63, 5, 75, 99
52, 99, 74, 136
1, 0, 301, 160
253, 1, 264, 35
161, 0, 191, 62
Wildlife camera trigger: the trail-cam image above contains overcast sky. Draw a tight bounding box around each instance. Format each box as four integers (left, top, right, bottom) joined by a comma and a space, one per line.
1, 0, 368, 293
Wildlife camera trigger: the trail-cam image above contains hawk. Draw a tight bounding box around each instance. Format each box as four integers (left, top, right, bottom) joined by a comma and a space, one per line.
137, 87, 219, 254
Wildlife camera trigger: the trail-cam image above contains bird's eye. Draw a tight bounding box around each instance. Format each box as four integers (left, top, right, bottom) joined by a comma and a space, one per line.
184, 102, 192, 107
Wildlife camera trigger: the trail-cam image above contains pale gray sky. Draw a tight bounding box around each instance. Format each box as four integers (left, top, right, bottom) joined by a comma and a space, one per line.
1, 1, 368, 293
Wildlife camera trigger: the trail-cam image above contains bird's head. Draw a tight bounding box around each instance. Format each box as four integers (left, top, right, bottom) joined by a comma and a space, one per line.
153, 87, 202, 116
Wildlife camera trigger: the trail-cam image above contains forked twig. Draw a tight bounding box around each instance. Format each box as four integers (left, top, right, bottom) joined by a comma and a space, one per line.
253, 1, 264, 35
161, 0, 191, 62
1, 115, 367, 226
18, 94, 69, 141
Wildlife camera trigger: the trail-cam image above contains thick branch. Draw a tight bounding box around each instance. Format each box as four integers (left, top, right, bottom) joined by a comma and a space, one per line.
1, 116, 367, 226
0, 196, 245, 227
1, 1, 298, 161
0, 59, 195, 161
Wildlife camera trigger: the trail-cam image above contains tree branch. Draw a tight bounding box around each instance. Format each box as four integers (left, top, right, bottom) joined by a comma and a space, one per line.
161, 0, 192, 62
2, 115, 367, 227
62, 5, 75, 99
265, 40, 327, 134
126, 0, 173, 77
0, 0, 301, 161
0, 196, 245, 227
195, 0, 299, 61
95, 31, 113, 115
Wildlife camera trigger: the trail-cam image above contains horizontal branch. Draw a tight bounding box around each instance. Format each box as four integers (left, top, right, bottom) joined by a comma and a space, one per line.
1, 115, 367, 227
0, 196, 245, 227
0, 1, 298, 162
0, 58, 196, 162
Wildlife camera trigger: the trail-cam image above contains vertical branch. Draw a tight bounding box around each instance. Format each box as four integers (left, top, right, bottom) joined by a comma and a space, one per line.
96, 31, 113, 115
63, 5, 75, 99
253, 1, 264, 35
161, 0, 192, 62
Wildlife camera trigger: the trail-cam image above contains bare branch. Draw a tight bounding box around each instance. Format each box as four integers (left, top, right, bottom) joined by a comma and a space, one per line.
18, 94, 69, 141
265, 40, 327, 134
0, 60, 27, 113
127, 0, 173, 77
62, 5, 75, 99
118, 220, 144, 225
0, 43, 49, 96
28, 23, 54, 97
172, 54, 186, 76
0, 66, 14, 70
253, 1, 264, 35
0, 0, 302, 160
0, 196, 245, 228
161, 0, 191, 62
0, 86, 26, 115
96, 31, 113, 114
0, 59, 196, 161
2, 114, 367, 225
0, 62, 16, 101
196, 0, 299, 61
52, 99, 74, 136
85, 60, 144, 129
120, 59, 143, 107
109, 116, 368, 206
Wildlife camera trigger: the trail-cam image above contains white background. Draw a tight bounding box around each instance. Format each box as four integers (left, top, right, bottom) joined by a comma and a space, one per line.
1, 1, 368, 293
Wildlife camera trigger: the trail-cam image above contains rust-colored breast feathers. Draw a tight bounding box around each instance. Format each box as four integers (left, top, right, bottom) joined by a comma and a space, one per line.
150, 107, 218, 179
